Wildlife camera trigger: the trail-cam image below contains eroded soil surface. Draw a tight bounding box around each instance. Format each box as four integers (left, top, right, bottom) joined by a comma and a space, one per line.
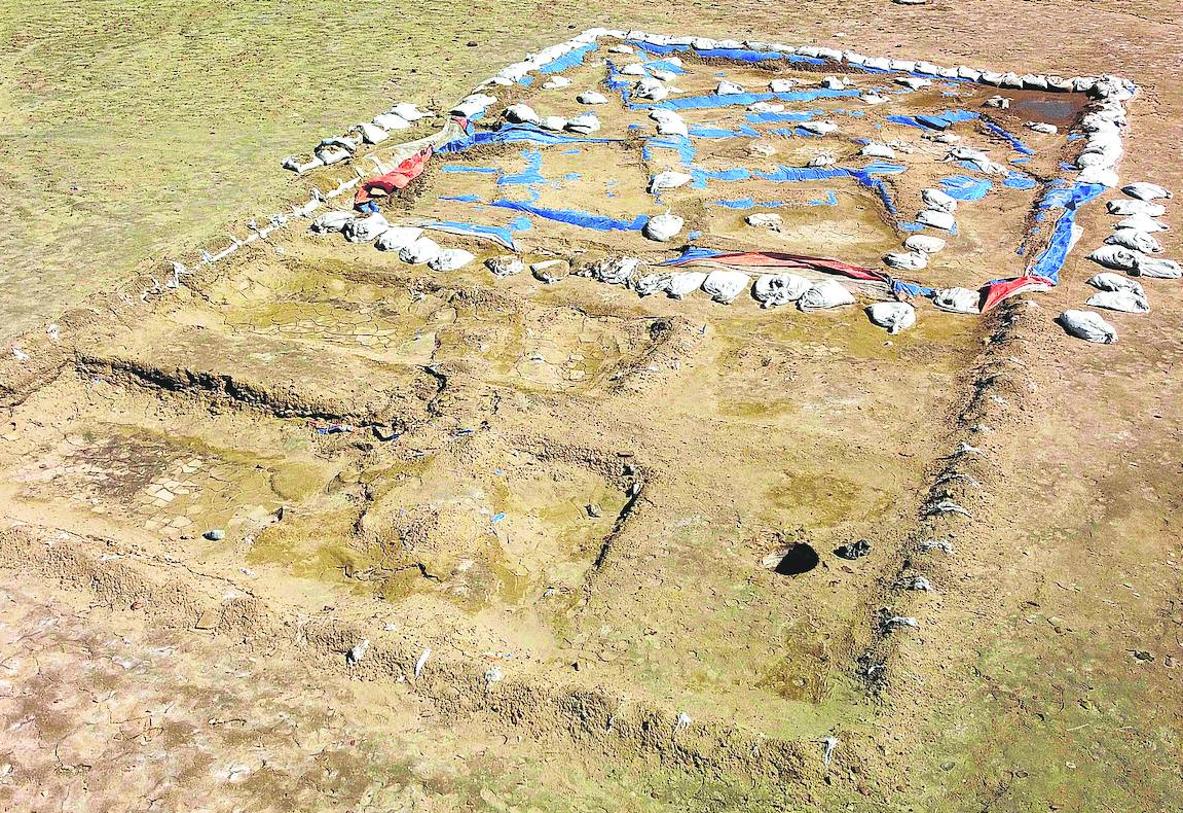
2, 4, 1182, 812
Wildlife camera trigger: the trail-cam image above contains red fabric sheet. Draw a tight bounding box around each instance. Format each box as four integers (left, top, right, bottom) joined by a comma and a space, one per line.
355, 147, 433, 206
979, 275, 1054, 312
669, 250, 891, 284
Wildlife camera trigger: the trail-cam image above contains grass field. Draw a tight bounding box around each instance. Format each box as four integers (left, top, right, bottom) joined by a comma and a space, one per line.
2, 0, 1179, 338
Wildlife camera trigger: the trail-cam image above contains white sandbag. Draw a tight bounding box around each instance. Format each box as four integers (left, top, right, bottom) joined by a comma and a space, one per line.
861, 93, 890, 105
390, 103, 428, 121
716, 80, 746, 95
504, 104, 541, 124
342, 213, 391, 243
643, 213, 684, 242
1087, 244, 1142, 271
542, 76, 572, 89
984, 95, 1010, 109
1056, 309, 1117, 343
320, 135, 360, 152
752, 273, 811, 308
451, 94, 496, 118
702, 270, 749, 304
746, 213, 783, 232
1106, 229, 1162, 254
354, 122, 389, 144
896, 76, 932, 90
634, 76, 668, 101
399, 236, 442, 265
1027, 121, 1058, 134
587, 256, 641, 285
375, 227, 423, 251
649, 109, 687, 136
666, 272, 707, 299
1087, 272, 1144, 296
866, 302, 916, 334
566, 112, 601, 134
905, 234, 946, 254
428, 248, 475, 272
917, 209, 956, 231
1122, 182, 1172, 201
861, 142, 896, 159
577, 91, 609, 105
768, 79, 799, 92
748, 101, 785, 113
281, 155, 324, 173
1086, 289, 1149, 314
633, 273, 671, 297
310, 211, 354, 234
1114, 213, 1167, 233
539, 116, 568, 131
797, 280, 855, 312
1134, 256, 1182, 279
808, 153, 836, 168
932, 287, 981, 314
485, 255, 525, 277
314, 145, 351, 166
1106, 199, 1165, 217
820, 76, 847, 89
608, 44, 634, 54
921, 188, 957, 213
883, 251, 928, 271
531, 259, 568, 283
798, 120, 838, 136
373, 112, 412, 130
945, 146, 1007, 174
620, 63, 647, 76
650, 171, 692, 193
1077, 165, 1119, 188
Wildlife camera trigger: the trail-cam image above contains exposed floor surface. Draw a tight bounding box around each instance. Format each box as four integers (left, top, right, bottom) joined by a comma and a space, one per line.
1, 3, 1182, 812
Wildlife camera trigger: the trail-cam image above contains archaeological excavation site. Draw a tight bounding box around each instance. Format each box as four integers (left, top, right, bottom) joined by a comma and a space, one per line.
1, 6, 1180, 812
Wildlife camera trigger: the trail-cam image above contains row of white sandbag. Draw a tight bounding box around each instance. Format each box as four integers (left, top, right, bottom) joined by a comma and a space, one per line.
541, 29, 1136, 102
310, 211, 476, 271
1086, 182, 1178, 280
1063, 181, 1174, 343
445, 27, 1137, 155
281, 103, 432, 174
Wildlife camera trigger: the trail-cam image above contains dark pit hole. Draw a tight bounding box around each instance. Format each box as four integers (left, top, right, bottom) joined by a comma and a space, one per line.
774, 542, 819, 576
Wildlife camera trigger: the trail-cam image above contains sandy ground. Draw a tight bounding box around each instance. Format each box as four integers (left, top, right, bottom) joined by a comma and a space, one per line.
1, 2, 1182, 812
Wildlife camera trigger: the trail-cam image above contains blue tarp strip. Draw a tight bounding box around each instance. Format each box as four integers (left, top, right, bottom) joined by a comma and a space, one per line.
626, 40, 824, 65
641, 88, 860, 111
939, 175, 992, 201
1025, 181, 1104, 282
981, 119, 1036, 156
425, 220, 517, 250
489, 199, 649, 232
439, 123, 620, 154
539, 42, 598, 74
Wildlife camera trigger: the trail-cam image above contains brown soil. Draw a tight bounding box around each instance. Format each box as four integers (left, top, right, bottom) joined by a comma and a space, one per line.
1, 5, 1181, 812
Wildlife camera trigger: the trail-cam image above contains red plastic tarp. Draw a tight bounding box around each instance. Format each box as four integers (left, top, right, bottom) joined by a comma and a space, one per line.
355, 147, 433, 206
979, 275, 1055, 312
667, 250, 892, 285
